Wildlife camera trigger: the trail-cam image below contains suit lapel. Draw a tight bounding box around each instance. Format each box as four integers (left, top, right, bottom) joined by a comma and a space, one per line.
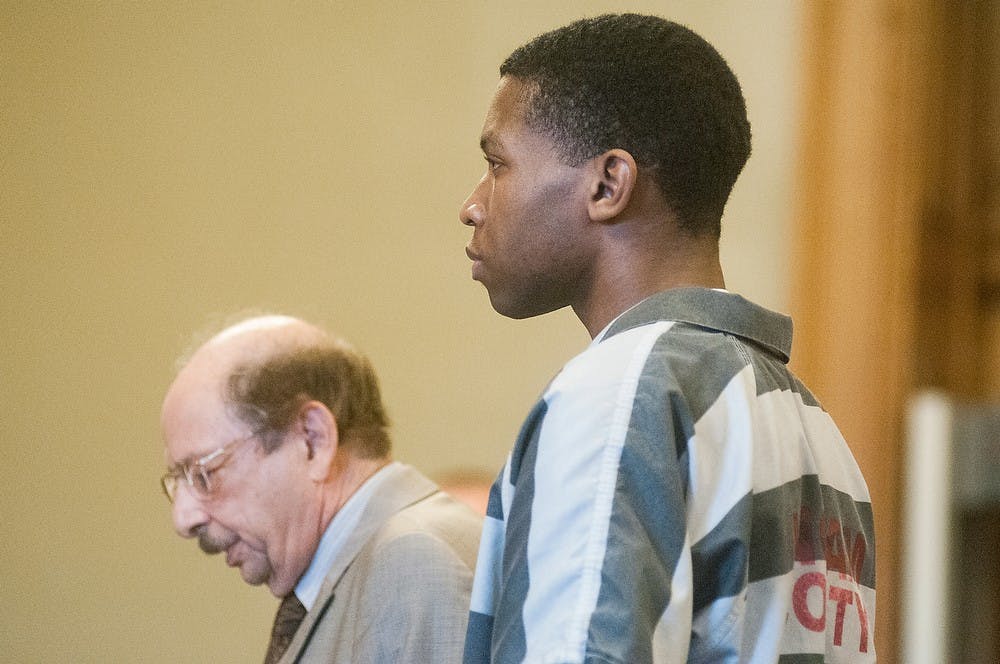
280, 464, 438, 663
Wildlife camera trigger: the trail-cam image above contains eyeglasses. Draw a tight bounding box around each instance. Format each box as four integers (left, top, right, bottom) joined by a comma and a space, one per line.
160, 431, 260, 503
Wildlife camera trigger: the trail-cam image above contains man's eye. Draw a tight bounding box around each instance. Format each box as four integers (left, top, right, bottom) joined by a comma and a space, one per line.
484, 157, 501, 172
193, 469, 212, 492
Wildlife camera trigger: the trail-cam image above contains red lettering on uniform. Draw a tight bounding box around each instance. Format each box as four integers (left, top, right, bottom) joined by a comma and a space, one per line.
793, 574, 871, 653
792, 507, 868, 585
828, 585, 853, 646
854, 590, 870, 653
793, 572, 826, 631
849, 532, 866, 583
822, 517, 847, 574
790, 504, 873, 653
794, 507, 817, 563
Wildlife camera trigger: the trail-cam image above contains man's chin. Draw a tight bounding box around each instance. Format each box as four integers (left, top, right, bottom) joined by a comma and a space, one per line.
488, 291, 561, 320
264, 572, 300, 598
236, 561, 271, 587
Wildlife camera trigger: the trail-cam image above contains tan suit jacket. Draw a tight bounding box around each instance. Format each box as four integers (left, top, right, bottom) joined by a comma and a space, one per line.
279, 464, 482, 663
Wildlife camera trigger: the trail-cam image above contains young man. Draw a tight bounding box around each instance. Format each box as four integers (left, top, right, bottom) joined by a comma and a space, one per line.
160, 315, 481, 663
459, 14, 875, 663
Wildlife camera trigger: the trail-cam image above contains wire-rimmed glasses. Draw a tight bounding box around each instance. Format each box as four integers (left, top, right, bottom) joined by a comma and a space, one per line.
160, 431, 260, 503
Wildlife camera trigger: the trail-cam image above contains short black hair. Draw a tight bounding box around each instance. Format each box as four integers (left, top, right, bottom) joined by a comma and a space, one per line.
500, 13, 751, 237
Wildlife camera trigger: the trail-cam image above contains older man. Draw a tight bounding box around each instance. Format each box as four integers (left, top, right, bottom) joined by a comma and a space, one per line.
160, 315, 481, 663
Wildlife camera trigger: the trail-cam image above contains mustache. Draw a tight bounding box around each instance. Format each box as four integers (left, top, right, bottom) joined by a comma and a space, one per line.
195, 526, 239, 555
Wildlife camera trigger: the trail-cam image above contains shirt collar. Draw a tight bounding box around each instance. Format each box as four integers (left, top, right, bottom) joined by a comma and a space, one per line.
596, 287, 792, 363
294, 461, 402, 609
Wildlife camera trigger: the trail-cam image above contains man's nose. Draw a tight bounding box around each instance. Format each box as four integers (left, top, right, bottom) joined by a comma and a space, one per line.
460, 178, 488, 227
461, 200, 486, 227
171, 482, 209, 538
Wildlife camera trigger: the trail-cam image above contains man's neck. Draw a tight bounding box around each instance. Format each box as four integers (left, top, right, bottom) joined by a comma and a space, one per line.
293, 459, 397, 609
320, 455, 392, 528
575, 242, 725, 338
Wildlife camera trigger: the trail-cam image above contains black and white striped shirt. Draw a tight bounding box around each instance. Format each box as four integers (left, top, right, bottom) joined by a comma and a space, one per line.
464, 288, 875, 664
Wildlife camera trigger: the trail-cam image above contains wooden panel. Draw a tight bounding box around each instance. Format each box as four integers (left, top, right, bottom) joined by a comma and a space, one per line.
980, 1, 1000, 399
793, 2, 1000, 662
790, 2, 933, 660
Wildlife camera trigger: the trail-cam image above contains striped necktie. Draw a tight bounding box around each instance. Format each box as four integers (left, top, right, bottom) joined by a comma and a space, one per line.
264, 592, 307, 664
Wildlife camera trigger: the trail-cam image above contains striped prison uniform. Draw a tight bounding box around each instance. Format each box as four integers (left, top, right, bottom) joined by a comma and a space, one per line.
463, 288, 876, 664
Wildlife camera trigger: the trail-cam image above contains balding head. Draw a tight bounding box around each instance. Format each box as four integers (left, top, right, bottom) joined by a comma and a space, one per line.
169, 315, 325, 397
163, 315, 391, 460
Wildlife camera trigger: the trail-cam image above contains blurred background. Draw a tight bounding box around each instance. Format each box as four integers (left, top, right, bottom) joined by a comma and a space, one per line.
2, 1, 997, 662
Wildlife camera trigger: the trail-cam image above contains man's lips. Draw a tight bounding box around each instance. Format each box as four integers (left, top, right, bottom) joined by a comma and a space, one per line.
196, 526, 238, 555
467, 251, 487, 282
466, 247, 485, 281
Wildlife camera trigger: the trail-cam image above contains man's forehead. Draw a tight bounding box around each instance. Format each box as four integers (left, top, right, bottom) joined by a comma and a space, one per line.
481, 78, 531, 138
161, 378, 240, 462
162, 414, 249, 468
162, 317, 289, 439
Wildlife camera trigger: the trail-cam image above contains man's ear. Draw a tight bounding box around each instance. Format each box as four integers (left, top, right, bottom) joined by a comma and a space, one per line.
298, 401, 338, 482
587, 149, 637, 223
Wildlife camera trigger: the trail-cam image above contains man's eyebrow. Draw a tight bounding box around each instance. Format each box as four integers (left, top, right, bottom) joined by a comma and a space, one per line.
166, 444, 216, 470
480, 131, 503, 154
166, 452, 195, 470
164, 456, 186, 473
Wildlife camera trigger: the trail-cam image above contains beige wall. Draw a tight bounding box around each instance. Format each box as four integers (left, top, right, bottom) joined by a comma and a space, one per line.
1, 2, 801, 661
